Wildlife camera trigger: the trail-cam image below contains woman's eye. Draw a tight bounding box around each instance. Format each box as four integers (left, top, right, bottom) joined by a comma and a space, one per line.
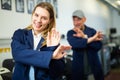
42, 17, 47, 20
34, 13, 38, 17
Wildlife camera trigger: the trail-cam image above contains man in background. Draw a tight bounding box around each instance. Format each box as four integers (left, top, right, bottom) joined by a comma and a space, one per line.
67, 10, 104, 80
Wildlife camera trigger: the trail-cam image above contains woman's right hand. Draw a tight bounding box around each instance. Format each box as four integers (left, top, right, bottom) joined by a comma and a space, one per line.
47, 28, 60, 47
52, 45, 71, 59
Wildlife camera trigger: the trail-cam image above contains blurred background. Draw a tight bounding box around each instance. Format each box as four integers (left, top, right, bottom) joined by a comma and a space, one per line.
0, 0, 120, 80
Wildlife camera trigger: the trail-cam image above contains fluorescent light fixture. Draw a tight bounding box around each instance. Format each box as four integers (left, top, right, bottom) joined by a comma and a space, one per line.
116, 0, 120, 5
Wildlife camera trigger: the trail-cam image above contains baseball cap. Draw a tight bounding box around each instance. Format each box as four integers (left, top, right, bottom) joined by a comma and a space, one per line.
72, 10, 85, 18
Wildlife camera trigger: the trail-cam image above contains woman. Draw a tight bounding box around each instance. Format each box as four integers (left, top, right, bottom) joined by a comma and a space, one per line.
11, 2, 71, 80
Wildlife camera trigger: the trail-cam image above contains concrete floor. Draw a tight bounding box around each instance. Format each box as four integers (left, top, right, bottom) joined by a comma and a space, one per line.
89, 64, 120, 80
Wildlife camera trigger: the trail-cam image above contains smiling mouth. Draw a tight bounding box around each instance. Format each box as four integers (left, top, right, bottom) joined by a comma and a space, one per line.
35, 24, 42, 28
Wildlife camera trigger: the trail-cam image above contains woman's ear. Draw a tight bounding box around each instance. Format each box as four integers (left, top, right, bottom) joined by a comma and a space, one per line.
49, 18, 53, 23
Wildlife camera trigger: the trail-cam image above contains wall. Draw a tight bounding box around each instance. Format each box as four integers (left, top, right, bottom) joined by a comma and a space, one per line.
112, 9, 120, 35
0, 0, 31, 39
111, 9, 120, 44
57, 0, 112, 36
0, 0, 113, 39
0, 39, 12, 67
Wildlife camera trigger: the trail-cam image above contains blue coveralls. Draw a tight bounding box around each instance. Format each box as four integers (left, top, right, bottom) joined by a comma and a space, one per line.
67, 25, 104, 80
11, 29, 65, 80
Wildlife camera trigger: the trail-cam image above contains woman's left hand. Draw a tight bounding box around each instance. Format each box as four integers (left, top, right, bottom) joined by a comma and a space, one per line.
52, 45, 72, 59
47, 28, 61, 47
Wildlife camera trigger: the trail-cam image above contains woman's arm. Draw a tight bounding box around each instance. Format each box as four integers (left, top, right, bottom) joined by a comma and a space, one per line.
11, 29, 53, 68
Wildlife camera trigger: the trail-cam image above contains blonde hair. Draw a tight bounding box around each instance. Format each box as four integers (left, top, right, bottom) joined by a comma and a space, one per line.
26, 2, 56, 46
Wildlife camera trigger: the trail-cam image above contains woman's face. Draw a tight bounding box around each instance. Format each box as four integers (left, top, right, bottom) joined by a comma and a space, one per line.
32, 7, 50, 34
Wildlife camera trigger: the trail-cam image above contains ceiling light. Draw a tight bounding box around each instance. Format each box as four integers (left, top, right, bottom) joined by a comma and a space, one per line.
116, 0, 120, 5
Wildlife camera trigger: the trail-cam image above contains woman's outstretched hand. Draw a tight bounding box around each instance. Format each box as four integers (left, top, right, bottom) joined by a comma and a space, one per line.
47, 28, 72, 59
47, 28, 61, 47
52, 45, 72, 59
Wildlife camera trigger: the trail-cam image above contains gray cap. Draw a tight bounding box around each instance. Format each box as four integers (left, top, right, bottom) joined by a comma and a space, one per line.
72, 10, 85, 18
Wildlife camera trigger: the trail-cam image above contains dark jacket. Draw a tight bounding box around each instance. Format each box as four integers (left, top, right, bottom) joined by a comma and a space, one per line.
67, 25, 104, 80
11, 29, 65, 80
